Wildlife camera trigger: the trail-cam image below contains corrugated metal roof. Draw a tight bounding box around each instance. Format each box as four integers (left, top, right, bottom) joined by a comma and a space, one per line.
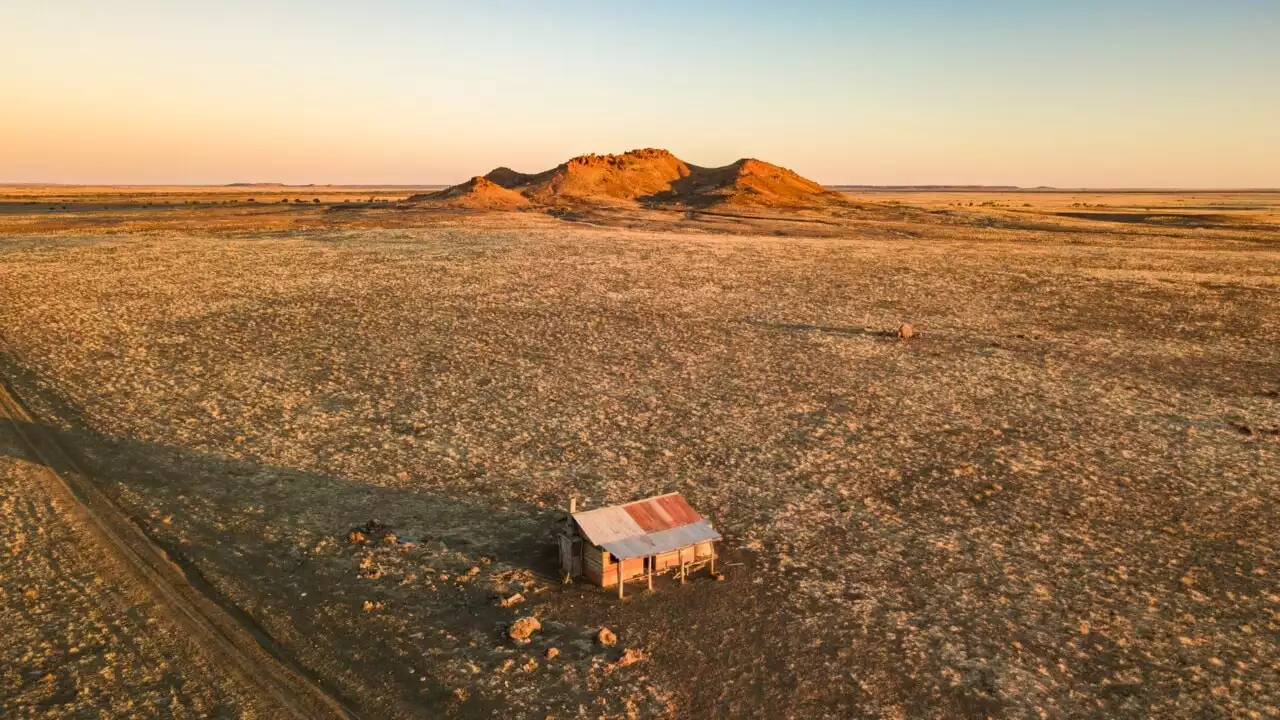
601, 520, 722, 560
653, 494, 701, 527
623, 499, 667, 533
572, 492, 719, 559
572, 506, 644, 546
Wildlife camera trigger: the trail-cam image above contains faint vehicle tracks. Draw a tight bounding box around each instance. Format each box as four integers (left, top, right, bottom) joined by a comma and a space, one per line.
0, 377, 358, 720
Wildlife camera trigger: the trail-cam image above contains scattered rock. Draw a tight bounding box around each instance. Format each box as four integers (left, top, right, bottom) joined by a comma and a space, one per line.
1229, 420, 1280, 437
606, 648, 646, 673
712, 572, 726, 581
544, 647, 559, 660
897, 323, 917, 341
348, 520, 395, 543
498, 592, 525, 607
509, 616, 541, 644
596, 627, 617, 646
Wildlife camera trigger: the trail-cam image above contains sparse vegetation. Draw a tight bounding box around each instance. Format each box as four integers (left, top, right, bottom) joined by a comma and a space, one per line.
0, 188, 1277, 718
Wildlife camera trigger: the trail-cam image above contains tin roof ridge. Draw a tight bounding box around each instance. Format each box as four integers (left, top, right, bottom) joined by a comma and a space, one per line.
570, 490, 682, 518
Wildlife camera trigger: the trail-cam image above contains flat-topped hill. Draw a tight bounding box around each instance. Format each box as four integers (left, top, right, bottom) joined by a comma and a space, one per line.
518, 149, 693, 204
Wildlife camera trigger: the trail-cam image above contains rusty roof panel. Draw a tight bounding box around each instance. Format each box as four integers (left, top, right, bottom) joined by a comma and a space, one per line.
601, 520, 721, 560
620, 493, 701, 533
623, 501, 665, 533
655, 494, 701, 527
574, 492, 714, 552
647, 497, 676, 526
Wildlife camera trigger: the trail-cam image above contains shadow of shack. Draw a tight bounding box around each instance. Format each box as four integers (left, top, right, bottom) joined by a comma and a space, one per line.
557, 492, 721, 598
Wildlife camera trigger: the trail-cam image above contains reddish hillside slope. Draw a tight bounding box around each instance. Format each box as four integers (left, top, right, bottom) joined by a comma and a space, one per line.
518, 149, 692, 204
423, 149, 844, 211
663, 158, 846, 208
409, 176, 530, 210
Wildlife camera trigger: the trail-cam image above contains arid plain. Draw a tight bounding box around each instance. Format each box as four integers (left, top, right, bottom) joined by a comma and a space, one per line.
1, 171, 1277, 718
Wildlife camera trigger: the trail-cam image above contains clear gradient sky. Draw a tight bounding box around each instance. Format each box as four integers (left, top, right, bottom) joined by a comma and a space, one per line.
2, 1, 1277, 187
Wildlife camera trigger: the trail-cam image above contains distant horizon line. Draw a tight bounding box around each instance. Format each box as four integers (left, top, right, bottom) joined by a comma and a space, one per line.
4, 182, 1280, 193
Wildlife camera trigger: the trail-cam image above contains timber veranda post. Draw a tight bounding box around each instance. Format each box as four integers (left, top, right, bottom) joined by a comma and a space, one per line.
647, 555, 653, 592
617, 556, 624, 599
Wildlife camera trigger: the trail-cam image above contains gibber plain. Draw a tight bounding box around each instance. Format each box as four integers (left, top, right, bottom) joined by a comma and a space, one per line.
1, 151, 1277, 718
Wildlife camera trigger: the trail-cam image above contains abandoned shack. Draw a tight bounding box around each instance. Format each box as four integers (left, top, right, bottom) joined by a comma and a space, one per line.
558, 492, 721, 597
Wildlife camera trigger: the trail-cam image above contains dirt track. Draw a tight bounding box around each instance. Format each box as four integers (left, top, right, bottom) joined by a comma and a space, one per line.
0, 393, 255, 716
0, 381, 354, 719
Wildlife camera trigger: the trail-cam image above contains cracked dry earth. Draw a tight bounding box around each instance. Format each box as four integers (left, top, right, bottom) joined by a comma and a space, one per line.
0, 210, 1278, 718
0, 421, 263, 717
